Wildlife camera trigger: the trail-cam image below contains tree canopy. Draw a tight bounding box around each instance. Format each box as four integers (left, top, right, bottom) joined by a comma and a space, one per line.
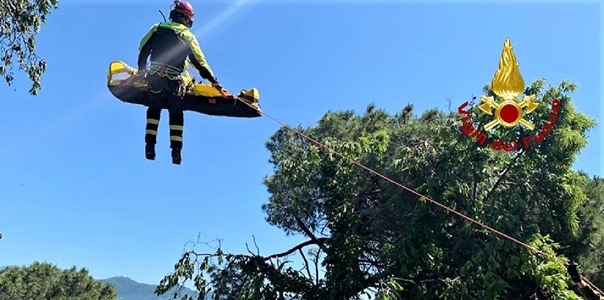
574, 174, 604, 289
157, 78, 602, 300
0, 0, 59, 95
0, 261, 117, 300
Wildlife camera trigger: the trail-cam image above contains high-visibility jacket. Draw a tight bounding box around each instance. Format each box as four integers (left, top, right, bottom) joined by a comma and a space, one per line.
137, 21, 217, 84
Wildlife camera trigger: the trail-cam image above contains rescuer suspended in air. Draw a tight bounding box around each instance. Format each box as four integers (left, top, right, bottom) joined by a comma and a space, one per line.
107, 1, 261, 165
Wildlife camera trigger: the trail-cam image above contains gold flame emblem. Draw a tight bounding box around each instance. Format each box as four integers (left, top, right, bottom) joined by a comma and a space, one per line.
479, 38, 538, 131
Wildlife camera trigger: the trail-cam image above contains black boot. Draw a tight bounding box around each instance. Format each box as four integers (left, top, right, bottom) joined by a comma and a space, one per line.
145, 143, 155, 160
171, 148, 182, 165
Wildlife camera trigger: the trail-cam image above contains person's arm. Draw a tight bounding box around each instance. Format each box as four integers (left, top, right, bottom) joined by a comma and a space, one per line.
137, 24, 159, 72
182, 30, 218, 84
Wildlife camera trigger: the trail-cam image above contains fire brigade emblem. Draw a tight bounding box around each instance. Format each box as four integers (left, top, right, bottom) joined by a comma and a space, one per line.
478, 38, 539, 131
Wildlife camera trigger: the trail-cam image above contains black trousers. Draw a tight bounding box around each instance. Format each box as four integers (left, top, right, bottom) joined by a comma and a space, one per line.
144, 74, 185, 150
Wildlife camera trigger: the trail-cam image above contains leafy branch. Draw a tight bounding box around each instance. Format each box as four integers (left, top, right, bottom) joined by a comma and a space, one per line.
0, 0, 59, 95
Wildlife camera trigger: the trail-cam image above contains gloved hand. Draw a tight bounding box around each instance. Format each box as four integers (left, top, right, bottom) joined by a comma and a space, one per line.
212, 82, 228, 95
134, 69, 147, 80
212, 81, 223, 90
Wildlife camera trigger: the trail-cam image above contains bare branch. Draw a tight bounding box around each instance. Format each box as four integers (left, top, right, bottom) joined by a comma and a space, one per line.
265, 238, 328, 260
485, 151, 524, 203
245, 243, 255, 256
295, 215, 328, 252
298, 248, 313, 281
252, 235, 261, 255
313, 248, 322, 285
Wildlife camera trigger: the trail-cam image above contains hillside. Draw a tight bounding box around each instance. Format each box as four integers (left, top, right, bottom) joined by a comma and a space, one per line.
101, 276, 203, 300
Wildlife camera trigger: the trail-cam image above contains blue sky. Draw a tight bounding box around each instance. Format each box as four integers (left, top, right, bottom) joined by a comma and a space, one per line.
0, 0, 601, 286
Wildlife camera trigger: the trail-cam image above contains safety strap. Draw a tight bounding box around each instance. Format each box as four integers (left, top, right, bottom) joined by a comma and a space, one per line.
149, 62, 183, 80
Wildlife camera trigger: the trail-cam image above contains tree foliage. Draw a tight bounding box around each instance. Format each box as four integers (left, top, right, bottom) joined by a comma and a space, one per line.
0, 0, 59, 95
573, 174, 604, 289
0, 261, 117, 300
157, 79, 602, 299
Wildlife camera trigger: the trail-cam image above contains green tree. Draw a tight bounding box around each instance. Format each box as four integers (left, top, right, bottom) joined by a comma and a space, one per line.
571, 174, 604, 288
0, 261, 117, 300
0, 0, 59, 95
157, 79, 601, 299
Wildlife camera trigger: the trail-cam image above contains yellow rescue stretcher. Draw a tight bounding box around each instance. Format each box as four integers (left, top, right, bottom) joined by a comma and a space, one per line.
107, 61, 261, 118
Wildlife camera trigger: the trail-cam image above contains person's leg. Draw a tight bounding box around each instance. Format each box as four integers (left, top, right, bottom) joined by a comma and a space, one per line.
145, 99, 162, 160
145, 75, 165, 160
169, 109, 184, 164
166, 80, 185, 164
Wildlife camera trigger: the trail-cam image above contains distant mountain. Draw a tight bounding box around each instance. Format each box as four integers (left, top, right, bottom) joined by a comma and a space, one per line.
0, 269, 206, 300
101, 276, 204, 300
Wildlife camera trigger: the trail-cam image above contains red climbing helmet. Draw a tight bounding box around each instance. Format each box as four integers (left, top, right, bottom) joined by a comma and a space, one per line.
170, 1, 195, 27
